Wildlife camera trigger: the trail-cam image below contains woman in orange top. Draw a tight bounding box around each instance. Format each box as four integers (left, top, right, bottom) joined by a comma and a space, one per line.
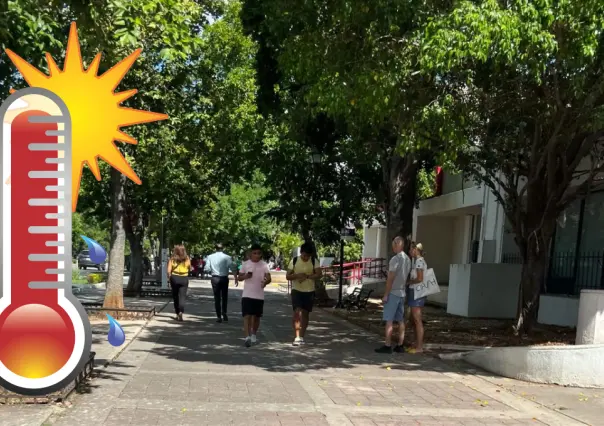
167, 245, 191, 321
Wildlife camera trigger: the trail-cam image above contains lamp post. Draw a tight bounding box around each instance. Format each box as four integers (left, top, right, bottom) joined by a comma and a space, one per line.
309, 148, 351, 308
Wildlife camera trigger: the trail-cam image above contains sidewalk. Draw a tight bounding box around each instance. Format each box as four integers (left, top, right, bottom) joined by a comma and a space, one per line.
42, 282, 591, 426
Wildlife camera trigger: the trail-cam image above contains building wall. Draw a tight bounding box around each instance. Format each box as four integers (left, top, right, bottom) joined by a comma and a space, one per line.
441, 171, 476, 195
363, 227, 378, 259
361, 222, 389, 260
416, 216, 455, 284
451, 216, 469, 264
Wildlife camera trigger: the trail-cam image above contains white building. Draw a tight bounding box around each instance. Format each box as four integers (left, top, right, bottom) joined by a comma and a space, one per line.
363, 169, 603, 327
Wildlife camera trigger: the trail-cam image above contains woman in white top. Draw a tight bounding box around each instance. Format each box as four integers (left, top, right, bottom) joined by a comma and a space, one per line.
407, 242, 427, 353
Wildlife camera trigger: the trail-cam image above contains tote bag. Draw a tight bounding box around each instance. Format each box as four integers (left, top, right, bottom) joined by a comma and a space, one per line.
412, 268, 440, 299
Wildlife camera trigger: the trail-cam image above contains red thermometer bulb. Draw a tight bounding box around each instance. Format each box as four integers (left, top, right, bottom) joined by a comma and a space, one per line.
0, 88, 91, 396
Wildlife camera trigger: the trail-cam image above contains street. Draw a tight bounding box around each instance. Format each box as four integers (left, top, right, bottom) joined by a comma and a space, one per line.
30, 281, 583, 426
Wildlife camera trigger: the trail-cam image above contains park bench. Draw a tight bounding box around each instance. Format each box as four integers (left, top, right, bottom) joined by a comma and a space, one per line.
142, 278, 161, 287
344, 287, 373, 311
81, 301, 103, 308
139, 288, 172, 297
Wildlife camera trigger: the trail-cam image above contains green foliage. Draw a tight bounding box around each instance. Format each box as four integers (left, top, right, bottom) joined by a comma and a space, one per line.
417, 169, 436, 201
71, 269, 86, 284
317, 228, 364, 263
72, 212, 111, 257
272, 231, 303, 259
87, 273, 106, 284
241, 0, 456, 245
174, 171, 277, 256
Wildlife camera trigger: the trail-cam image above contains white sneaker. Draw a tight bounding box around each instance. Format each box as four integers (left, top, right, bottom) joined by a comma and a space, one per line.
244, 337, 251, 347
293, 337, 302, 346
251, 334, 257, 344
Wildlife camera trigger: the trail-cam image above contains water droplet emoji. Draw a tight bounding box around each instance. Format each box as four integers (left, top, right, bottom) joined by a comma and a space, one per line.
106, 314, 126, 347
80, 235, 107, 264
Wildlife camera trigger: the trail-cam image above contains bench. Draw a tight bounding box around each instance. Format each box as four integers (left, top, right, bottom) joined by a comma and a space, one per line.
142, 278, 161, 287
344, 287, 373, 311
81, 301, 103, 307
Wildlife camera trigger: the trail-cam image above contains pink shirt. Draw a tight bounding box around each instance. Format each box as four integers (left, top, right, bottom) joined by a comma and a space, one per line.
241, 260, 270, 300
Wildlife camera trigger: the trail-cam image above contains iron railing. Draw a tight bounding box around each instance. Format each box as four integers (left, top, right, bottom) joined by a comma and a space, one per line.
501, 251, 604, 296
321, 258, 387, 288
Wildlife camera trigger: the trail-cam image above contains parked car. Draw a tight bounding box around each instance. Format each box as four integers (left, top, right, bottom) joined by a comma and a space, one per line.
77, 250, 106, 271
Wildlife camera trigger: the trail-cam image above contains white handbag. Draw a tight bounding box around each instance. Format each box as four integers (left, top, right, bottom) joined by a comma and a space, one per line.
412, 268, 440, 299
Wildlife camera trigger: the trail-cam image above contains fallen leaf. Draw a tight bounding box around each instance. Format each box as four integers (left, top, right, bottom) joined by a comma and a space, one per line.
386, 366, 391, 371
356, 402, 361, 406
181, 408, 187, 412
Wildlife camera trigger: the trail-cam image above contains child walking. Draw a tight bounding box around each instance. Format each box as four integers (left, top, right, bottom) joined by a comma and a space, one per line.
237, 244, 272, 347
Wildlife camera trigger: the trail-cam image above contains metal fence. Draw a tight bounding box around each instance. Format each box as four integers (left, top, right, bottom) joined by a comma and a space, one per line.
501, 251, 604, 296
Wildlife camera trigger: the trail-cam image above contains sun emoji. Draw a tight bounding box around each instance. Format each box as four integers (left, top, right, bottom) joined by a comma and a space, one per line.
4, 22, 168, 211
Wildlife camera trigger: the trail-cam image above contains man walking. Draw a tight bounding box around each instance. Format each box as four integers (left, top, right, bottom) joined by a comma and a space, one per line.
375, 236, 412, 354
286, 242, 322, 346
237, 244, 272, 347
205, 243, 235, 323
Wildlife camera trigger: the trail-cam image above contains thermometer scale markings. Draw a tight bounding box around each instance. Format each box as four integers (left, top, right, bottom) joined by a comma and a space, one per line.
0, 88, 88, 396
26, 112, 69, 291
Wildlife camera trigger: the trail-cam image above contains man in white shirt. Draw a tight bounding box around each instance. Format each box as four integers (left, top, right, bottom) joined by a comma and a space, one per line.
237, 244, 272, 347
375, 236, 411, 354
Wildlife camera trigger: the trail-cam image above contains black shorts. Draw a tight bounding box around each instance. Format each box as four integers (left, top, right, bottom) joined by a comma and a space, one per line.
241, 297, 264, 317
291, 289, 315, 312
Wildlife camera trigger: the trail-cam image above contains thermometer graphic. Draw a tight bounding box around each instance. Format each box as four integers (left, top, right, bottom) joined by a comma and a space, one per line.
0, 87, 91, 395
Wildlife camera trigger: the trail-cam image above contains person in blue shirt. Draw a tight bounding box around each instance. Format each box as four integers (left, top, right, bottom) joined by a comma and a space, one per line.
204, 243, 235, 323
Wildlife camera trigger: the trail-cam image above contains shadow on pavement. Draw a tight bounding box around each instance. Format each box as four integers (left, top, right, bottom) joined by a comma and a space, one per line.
134, 286, 464, 375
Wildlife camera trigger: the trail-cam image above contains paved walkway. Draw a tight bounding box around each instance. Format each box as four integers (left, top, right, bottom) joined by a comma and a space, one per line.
43, 282, 586, 426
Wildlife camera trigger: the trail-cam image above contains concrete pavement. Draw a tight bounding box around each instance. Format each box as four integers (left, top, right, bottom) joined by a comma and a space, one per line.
40, 282, 588, 425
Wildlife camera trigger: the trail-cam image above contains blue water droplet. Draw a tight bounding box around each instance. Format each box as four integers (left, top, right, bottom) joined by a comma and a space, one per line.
80, 235, 107, 264
106, 314, 126, 347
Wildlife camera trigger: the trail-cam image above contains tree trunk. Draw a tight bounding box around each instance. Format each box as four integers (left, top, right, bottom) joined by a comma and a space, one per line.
384, 155, 419, 257
514, 219, 555, 335
126, 208, 145, 293
126, 231, 144, 292
103, 169, 127, 309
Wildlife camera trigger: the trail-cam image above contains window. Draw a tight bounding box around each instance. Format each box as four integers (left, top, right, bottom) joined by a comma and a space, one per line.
548, 192, 604, 295
550, 199, 581, 280
576, 192, 604, 290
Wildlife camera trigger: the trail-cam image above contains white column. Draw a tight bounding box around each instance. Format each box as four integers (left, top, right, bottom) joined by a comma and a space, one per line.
576, 290, 604, 345
478, 188, 505, 263
362, 225, 370, 258
376, 227, 387, 259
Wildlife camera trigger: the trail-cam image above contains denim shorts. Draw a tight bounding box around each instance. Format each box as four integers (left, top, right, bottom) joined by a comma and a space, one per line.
406, 286, 426, 307
382, 293, 404, 322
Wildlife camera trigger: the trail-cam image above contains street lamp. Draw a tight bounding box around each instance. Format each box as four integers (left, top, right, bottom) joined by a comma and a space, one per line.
309, 147, 349, 308
309, 147, 322, 165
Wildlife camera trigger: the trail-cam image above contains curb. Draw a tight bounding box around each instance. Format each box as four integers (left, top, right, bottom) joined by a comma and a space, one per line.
95, 300, 170, 370
318, 307, 486, 353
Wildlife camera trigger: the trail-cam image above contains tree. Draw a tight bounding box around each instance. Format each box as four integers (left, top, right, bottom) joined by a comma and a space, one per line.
5, 0, 214, 306
418, 0, 604, 333
172, 171, 277, 256
241, 0, 457, 253
118, 0, 262, 292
